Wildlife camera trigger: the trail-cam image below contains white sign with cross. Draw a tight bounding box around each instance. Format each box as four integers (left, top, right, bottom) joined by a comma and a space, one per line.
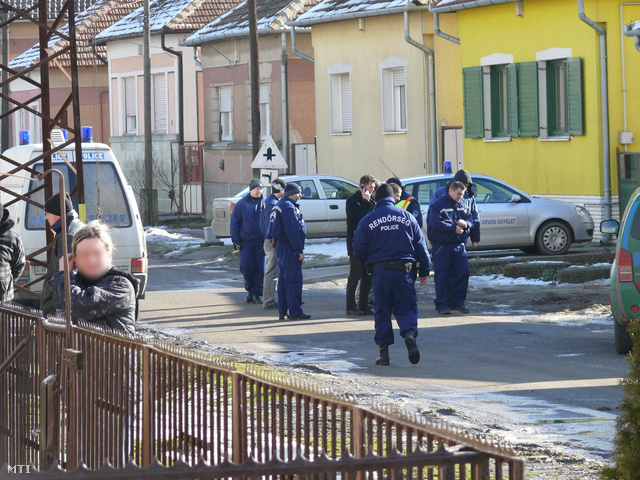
251, 135, 287, 169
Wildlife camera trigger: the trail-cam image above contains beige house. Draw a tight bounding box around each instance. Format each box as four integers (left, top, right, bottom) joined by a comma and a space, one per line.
290, 0, 464, 182
95, 0, 239, 215
182, 0, 318, 218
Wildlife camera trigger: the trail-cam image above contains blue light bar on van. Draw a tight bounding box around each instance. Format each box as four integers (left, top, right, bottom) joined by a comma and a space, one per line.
81, 126, 92, 143
61, 129, 68, 140
19, 131, 30, 145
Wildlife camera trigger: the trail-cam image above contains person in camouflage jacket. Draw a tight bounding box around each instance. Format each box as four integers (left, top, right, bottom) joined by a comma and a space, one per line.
0, 201, 25, 303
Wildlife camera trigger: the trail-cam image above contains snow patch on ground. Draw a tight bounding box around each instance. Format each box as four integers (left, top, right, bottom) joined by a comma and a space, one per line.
470, 274, 551, 287
145, 226, 203, 257
304, 238, 348, 262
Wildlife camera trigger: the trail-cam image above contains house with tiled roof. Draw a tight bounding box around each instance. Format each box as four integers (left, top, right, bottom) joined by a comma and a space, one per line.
429, 0, 640, 235
287, 0, 464, 183
94, 0, 241, 216
180, 0, 319, 216
8, 0, 142, 146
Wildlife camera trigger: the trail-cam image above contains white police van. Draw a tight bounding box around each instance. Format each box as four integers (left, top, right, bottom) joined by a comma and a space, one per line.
0, 127, 148, 302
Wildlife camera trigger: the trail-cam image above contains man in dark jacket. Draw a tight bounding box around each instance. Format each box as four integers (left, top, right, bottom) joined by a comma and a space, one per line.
427, 181, 474, 315
0, 201, 25, 303
271, 183, 310, 320
353, 184, 431, 366
230, 179, 265, 304
386, 177, 423, 228
261, 178, 286, 309
41, 192, 85, 315
430, 169, 480, 247
345, 174, 376, 315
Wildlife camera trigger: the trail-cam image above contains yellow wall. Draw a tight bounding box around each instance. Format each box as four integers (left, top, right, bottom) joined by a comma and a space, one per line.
452, 0, 640, 197
311, 11, 463, 183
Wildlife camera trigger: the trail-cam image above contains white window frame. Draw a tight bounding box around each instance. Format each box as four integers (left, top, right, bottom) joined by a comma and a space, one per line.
123, 76, 138, 135
259, 83, 271, 140
380, 56, 408, 134
219, 85, 233, 142
152, 73, 168, 134
480, 54, 514, 142
536, 48, 573, 141
328, 63, 353, 135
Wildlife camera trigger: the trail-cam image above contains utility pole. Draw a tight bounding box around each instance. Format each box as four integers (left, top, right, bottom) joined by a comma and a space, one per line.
247, 0, 260, 160
1, 8, 9, 153
142, 0, 155, 225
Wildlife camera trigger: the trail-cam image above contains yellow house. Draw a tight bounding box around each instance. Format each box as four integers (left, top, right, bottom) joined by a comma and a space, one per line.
290, 0, 464, 183
431, 0, 640, 233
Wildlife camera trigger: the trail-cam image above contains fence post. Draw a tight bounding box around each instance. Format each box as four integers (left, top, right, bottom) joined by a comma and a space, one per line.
142, 346, 152, 466
475, 454, 490, 480
39, 374, 59, 471
62, 347, 83, 470
351, 407, 364, 480
232, 372, 243, 464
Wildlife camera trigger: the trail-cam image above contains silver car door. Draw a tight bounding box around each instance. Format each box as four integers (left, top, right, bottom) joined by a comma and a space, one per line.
473, 178, 530, 247
319, 178, 358, 235
405, 178, 450, 235
297, 178, 328, 236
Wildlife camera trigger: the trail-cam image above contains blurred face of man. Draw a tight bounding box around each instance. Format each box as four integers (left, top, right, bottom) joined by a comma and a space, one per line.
250, 186, 263, 198
449, 187, 465, 203
290, 192, 302, 202
74, 237, 112, 280
45, 212, 61, 228
362, 181, 375, 194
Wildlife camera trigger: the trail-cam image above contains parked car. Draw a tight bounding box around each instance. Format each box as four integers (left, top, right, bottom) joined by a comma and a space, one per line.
601, 188, 640, 354
211, 175, 359, 238
401, 173, 594, 255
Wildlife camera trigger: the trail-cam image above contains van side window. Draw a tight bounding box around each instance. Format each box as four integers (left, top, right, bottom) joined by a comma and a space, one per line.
26, 162, 133, 229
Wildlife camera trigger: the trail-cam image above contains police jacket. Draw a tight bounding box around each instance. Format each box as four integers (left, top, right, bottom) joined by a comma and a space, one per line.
271, 196, 306, 256
397, 191, 423, 228
230, 193, 264, 245
345, 189, 374, 257
41, 211, 85, 315
426, 193, 474, 245
431, 186, 480, 243
0, 208, 25, 302
261, 193, 279, 239
352, 197, 431, 277
50, 267, 138, 335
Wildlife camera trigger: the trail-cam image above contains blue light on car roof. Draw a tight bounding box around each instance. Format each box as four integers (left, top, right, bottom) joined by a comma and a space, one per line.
19, 130, 30, 145
81, 126, 93, 143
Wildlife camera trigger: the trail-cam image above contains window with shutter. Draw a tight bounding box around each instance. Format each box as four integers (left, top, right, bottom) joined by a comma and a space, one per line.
490, 65, 510, 138
124, 76, 137, 134
260, 84, 270, 139
462, 67, 484, 139
566, 57, 583, 136
339, 73, 352, 133
153, 74, 167, 134
380, 66, 407, 133
219, 86, 233, 141
517, 62, 539, 137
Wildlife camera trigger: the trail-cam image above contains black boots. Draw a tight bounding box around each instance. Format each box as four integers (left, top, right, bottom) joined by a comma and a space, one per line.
376, 345, 390, 366
404, 330, 420, 365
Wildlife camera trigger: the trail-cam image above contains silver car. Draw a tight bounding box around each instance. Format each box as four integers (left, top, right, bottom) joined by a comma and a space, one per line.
211, 175, 358, 238
402, 174, 594, 255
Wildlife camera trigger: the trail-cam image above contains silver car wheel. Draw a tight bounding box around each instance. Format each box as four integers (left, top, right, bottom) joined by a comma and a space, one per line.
542, 226, 568, 252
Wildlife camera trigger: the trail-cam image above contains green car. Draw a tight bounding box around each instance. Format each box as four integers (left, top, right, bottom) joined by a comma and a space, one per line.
602, 188, 640, 354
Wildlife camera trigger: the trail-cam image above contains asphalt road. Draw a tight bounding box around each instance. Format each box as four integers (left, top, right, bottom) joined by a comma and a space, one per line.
140, 249, 627, 462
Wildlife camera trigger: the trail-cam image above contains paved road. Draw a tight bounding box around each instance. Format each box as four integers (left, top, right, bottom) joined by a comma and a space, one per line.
140, 250, 626, 461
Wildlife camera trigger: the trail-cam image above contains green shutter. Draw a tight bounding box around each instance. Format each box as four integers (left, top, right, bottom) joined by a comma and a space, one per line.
462, 67, 484, 139
517, 61, 539, 137
567, 57, 584, 136
507, 63, 519, 137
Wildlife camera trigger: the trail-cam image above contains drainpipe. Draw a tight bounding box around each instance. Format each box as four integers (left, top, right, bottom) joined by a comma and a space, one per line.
624, 22, 640, 52
291, 26, 314, 63
161, 30, 185, 145
281, 32, 289, 165
91, 41, 108, 66
193, 46, 203, 68
577, 0, 612, 244
404, 7, 437, 174
433, 13, 460, 44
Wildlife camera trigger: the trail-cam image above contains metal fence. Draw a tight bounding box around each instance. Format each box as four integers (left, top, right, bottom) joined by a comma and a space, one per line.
1, 303, 525, 479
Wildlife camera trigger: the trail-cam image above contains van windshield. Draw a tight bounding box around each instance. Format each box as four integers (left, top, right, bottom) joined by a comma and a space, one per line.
26, 162, 133, 230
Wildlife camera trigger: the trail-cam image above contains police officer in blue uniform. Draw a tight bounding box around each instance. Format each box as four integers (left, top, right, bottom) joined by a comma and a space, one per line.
430, 169, 480, 247
427, 180, 474, 315
353, 183, 431, 366
230, 178, 265, 304
270, 183, 311, 320
261, 178, 286, 310
386, 177, 423, 228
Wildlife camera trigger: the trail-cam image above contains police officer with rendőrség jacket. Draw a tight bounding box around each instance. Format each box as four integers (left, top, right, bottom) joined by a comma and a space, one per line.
230, 178, 265, 304
270, 183, 311, 320
352, 183, 431, 367
427, 180, 474, 316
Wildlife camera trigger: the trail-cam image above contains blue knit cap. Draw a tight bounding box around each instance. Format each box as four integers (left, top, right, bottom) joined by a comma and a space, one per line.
284, 183, 302, 196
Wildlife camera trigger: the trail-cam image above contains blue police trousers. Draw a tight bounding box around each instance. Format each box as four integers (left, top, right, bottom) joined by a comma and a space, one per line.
276, 243, 304, 317
239, 242, 265, 296
432, 243, 470, 311
371, 267, 418, 346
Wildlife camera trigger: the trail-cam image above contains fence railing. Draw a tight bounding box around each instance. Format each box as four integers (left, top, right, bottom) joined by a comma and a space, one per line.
0, 303, 525, 479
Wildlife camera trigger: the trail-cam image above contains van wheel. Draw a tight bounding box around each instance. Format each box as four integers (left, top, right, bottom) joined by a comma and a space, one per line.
536, 221, 572, 255
615, 319, 633, 355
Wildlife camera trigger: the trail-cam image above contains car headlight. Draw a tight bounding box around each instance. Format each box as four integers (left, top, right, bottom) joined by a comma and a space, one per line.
576, 206, 593, 222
